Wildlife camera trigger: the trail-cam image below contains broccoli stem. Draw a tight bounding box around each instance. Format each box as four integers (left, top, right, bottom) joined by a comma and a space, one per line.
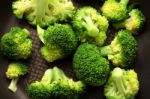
111, 68, 126, 96
120, 0, 129, 5
37, 25, 45, 44
82, 16, 99, 37
8, 78, 19, 92
53, 67, 69, 81
99, 46, 113, 56
41, 69, 53, 84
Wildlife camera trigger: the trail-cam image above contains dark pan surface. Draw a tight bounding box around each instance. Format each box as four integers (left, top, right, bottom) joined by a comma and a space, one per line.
0, 0, 150, 99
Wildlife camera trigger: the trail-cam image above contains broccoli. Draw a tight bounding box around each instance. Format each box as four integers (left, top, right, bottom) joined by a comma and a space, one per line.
99, 30, 138, 68
12, 0, 75, 27
113, 9, 145, 34
37, 24, 78, 62
0, 27, 32, 60
104, 67, 139, 99
72, 7, 109, 46
27, 66, 85, 99
101, 0, 129, 22
73, 43, 110, 86
6, 62, 29, 92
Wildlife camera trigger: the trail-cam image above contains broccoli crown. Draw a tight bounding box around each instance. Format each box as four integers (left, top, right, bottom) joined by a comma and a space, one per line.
27, 67, 85, 99
0, 27, 32, 60
12, 0, 75, 27
73, 43, 110, 86
39, 24, 78, 62
101, 0, 129, 22
6, 62, 28, 79
73, 7, 109, 46
113, 9, 145, 34
100, 30, 138, 68
104, 67, 139, 99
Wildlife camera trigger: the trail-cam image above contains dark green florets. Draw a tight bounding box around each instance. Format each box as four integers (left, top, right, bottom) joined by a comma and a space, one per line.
37, 24, 78, 62
100, 30, 138, 68
0, 27, 32, 60
73, 43, 110, 86
73, 7, 109, 46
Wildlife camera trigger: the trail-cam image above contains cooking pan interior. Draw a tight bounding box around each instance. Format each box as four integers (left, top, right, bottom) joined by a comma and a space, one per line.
0, 0, 150, 99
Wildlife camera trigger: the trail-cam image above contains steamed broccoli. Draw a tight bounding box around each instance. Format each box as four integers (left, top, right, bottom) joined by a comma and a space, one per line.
12, 0, 75, 27
113, 9, 145, 34
0, 27, 32, 60
73, 43, 110, 86
99, 30, 138, 68
104, 67, 139, 99
6, 62, 29, 92
72, 7, 109, 46
101, 0, 129, 22
27, 66, 85, 99
37, 24, 78, 63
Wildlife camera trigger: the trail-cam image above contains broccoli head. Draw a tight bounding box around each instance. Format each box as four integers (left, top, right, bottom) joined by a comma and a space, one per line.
104, 67, 139, 99
6, 62, 29, 92
99, 30, 138, 68
73, 43, 110, 86
73, 7, 109, 46
12, 0, 75, 27
27, 66, 85, 99
37, 24, 78, 62
101, 0, 129, 22
0, 27, 32, 60
113, 9, 145, 34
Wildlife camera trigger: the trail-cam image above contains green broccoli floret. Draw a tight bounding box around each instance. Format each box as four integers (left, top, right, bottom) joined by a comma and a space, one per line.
99, 30, 138, 68
12, 0, 75, 27
27, 66, 85, 99
0, 27, 32, 60
72, 7, 109, 46
73, 43, 110, 86
101, 0, 129, 22
6, 62, 29, 92
37, 24, 78, 62
113, 9, 145, 34
104, 67, 139, 99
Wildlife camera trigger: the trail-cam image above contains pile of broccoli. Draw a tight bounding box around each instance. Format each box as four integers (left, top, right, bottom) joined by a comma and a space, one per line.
27, 66, 85, 99
0, 0, 146, 99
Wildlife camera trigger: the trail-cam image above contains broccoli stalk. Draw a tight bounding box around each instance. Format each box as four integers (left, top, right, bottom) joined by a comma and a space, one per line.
6, 63, 29, 92
104, 67, 139, 99
99, 30, 138, 68
27, 66, 85, 99
12, 0, 75, 27
8, 78, 19, 92
73, 7, 108, 46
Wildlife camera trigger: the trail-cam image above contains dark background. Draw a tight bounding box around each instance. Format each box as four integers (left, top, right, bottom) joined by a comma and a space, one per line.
0, 0, 150, 99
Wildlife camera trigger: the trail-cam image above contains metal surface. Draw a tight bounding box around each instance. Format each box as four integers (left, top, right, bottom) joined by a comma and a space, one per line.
0, 0, 150, 99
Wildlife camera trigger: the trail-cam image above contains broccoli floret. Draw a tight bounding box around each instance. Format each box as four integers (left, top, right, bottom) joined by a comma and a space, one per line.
113, 9, 145, 34
104, 67, 139, 99
0, 27, 32, 60
27, 66, 85, 99
101, 0, 129, 22
12, 0, 75, 27
73, 43, 110, 86
6, 62, 29, 92
37, 24, 78, 62
72, 7, 109, 46
99, 30, 138, 68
